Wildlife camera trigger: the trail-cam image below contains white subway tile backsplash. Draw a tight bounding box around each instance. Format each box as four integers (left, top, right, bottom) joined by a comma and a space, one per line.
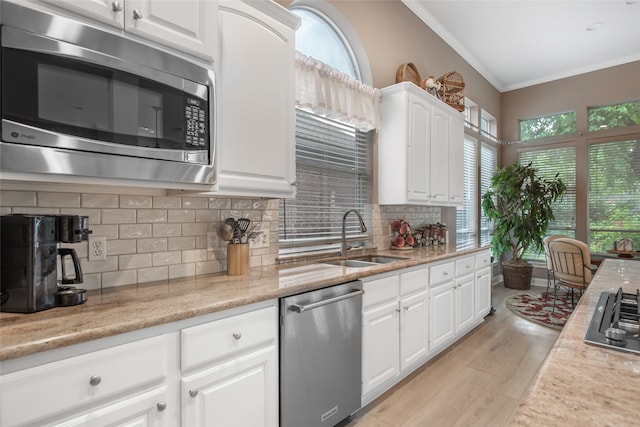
137, 209, 167, 223
103, 209, 136, 224
107, 239, 137, 255
2, 188, 308, 290
38, 192, 81, 207
169, 263, 196, 279
102, 269, 137, 287
120, 195, 152, 208
208, 198, 231, 209
153, 196, 181, 209
136, 238, 168, 253
182, 197, 208, 209
168, 236, 195, 251
119, 224, 152, 239
152, 251, 181, 266
138, 266, 168, 283
182, 249, 207, 263
0, 191, 36, 207
182, 222, 206, 236
82, 194, 118, 208
153, 223, 181, 237
168, 209, 195, 223
119, 253, 152, 270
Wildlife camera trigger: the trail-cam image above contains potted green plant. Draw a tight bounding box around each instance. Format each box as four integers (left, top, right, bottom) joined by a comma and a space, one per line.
481, 162, 567, 289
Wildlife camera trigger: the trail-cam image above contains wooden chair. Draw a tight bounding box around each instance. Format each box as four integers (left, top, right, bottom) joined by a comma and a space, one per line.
543, 234, 568, 299
547, 238, 596, 311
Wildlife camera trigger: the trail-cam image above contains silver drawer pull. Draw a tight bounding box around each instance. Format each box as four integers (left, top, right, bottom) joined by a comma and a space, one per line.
156, 402, 167, 412
89, 375, 101, 386
133, 9, 143, 20
111, 1, 122, 12
189, 389, 198, 398
232, 332, 242, 340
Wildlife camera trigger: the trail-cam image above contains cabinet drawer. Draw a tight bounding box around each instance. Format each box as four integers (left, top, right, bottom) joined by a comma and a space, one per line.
0, 335, 169, 427
181, 305, 276, 371
455, 256, 475, 277
475, 251, 492, 270
400, 267, 428, 296
362, 275, 400, 310
430, 261, 454, 286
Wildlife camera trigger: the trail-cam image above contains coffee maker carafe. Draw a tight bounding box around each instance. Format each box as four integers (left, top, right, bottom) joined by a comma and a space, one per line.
0, 214, 92, 313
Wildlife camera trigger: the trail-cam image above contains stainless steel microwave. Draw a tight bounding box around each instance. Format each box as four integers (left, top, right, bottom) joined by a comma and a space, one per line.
0, 2, 215, 185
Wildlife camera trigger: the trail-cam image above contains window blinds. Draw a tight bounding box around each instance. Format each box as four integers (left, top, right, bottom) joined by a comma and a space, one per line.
519, 146, 576, 259
588, 139, 640, 252
480, 143, 497, 247
456, 136, 478, 249
279, 110, 373, 251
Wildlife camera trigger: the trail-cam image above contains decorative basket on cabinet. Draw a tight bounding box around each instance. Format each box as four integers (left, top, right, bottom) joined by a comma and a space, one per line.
437, 71, 465, 112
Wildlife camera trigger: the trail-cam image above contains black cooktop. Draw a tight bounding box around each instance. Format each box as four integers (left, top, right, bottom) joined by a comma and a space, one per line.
584, 288, 640, 354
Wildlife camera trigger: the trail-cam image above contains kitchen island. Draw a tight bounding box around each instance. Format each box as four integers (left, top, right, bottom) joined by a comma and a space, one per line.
509, 258, 640, 426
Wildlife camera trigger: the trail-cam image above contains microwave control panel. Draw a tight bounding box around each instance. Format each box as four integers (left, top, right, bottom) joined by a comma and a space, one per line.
185, 97, 207, 147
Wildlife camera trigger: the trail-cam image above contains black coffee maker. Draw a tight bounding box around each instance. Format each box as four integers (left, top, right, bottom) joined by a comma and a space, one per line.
0, 214, 92, 313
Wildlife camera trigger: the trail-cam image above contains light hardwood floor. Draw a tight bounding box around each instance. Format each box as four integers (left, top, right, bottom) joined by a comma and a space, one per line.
338, 284, 559, 427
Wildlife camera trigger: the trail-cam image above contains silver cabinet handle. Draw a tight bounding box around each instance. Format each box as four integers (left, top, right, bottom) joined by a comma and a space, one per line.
133, 9, 143, 20
403, 306, 409, 311
156, 402, 167, 412
111, 1, 122, 12
189, 389, 198, 398
89, 375, 101, 386
395, 308, 401, 313
232, 332, 242, 340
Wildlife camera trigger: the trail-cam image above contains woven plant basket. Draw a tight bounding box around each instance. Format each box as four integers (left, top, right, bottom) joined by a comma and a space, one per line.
502, 262, 533, 290
437, 71, 465, 112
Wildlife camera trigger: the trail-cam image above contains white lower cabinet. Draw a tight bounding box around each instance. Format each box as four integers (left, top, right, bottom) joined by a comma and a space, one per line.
181, 346, 277, 427
361, 267, 429, 403
0, 301, 277, 427
0, 334, 179, 427
180, 304, 279, 427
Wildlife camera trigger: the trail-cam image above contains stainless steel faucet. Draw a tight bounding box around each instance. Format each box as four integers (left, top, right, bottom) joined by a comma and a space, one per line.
341, 209, 367, 257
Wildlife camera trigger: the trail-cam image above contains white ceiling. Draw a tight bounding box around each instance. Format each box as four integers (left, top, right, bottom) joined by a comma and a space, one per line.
403, 0, 640, 92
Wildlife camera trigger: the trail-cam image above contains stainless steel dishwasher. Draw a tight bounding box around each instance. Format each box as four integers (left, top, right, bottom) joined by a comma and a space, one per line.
280, 281, 363, 427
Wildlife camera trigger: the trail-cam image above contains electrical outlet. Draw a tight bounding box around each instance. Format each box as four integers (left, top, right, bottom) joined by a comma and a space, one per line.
88, 235, 107, 261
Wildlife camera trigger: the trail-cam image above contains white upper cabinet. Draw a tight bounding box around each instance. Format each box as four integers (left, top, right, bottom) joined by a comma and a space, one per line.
214, 0, 299, 198
40, 0, 217, 61
378, 82, 465, 207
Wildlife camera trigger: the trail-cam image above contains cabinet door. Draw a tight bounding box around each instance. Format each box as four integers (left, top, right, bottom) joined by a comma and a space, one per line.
475, 267, 492, 319
54, 387, 171, 427
429, 104, 450, 203
362, 301, 400, 397
407, 95, 431, 202
455, 274, 475, 333
181, 345, 278, 427
399, 290, 428, 371
429, 281, 455, 349
448, 112, 465, 205
216, 1, 296, 197
41, 0, 125, 27
125, 0, 216, 61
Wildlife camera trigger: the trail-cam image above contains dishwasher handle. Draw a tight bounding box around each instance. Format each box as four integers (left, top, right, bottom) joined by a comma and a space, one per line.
289, 289, 364, 313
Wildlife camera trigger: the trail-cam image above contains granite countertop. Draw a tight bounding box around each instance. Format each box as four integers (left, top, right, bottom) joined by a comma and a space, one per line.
509, 258, 640, 426
0, 246, 488, 362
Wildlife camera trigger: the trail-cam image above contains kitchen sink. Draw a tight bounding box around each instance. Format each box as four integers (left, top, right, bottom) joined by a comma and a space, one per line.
322, 255, 408, 268
323, 259, 379, 268
351, 255, 409, 264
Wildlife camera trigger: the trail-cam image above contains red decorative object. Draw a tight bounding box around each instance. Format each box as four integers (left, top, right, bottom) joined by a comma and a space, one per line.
391, 219, 413, 249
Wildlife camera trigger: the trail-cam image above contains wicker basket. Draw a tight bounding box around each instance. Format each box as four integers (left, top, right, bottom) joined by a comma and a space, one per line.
502, 263, 533, 290
396, 63, 421, 86
437, 71, 465, 112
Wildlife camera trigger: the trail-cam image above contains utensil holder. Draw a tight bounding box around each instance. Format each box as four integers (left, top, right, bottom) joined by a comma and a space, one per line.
227, 243, 249, 276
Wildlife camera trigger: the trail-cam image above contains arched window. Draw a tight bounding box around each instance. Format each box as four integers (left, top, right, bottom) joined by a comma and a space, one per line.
291, 7, 359, 79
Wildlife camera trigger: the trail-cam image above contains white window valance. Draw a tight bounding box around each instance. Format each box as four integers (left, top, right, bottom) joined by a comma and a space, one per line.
295, 51, 381, 131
